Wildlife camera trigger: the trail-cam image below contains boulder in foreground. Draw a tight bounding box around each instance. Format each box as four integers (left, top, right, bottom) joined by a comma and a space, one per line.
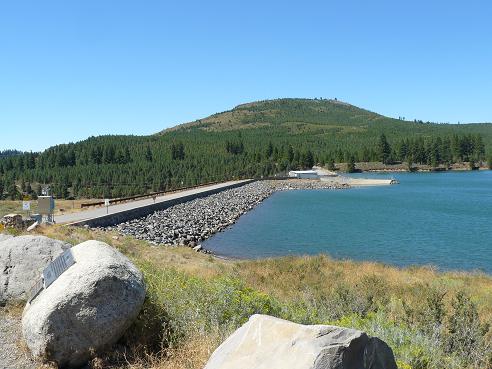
22, 240, 146, 368
0, 233, 13, 242
0, 235, 70, 305
204, 314, 397, 369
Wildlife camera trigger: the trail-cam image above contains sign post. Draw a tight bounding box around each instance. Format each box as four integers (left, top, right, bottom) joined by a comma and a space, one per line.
38, 196, 55, 223
104, 199, 110, 214
22, 200, 31, 217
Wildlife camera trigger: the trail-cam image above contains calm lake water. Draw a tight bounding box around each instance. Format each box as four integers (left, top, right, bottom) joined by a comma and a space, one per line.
203, 171, 492, 273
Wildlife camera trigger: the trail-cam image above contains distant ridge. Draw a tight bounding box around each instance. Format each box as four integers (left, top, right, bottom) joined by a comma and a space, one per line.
160, 98, 492, 135
0, 150, 23, 158
0, 98, 491, 200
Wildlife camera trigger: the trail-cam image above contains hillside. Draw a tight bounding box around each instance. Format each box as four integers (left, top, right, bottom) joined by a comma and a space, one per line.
1, 98, 491, 199
164, 98, 492, 145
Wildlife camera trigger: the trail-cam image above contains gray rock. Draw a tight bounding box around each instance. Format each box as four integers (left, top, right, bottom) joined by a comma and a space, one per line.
364, 337, 398, 369
0, 236, 70, 305
0, 214, 23, 228
0, 234, 13, 243
204, 314, 397, 369
22, 240, 146, 368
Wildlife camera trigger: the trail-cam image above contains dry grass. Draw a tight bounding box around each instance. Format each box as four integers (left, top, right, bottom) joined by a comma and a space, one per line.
35, 225, 231, 279
17, 225, 492, 368
36, 225, 492, 314
0, 199, 99, 218
233, 255, 492, 321
113, 335, 218, 369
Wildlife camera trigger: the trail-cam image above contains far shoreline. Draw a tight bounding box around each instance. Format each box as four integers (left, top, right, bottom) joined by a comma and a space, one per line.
334, 161, 491, 173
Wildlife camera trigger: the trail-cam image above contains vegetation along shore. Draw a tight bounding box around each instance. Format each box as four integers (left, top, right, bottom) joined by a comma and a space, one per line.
1, 225, 490, 369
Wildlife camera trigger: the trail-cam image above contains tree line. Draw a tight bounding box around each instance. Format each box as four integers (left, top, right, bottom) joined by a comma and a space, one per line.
2, 98, 492, 199
0, 129, 490, 200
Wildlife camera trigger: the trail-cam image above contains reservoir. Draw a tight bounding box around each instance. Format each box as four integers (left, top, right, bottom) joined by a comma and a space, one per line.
203, 170, 492, 273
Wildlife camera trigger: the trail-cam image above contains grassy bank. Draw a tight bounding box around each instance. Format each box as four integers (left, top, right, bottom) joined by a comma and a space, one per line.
22, 226, 492, 368
0, 199, 99, 219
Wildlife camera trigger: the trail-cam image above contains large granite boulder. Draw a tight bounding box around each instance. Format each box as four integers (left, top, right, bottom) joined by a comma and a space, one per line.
0, 234, 13, 242
0, 235, 71, 305
22, 240, 146, 368
204, 314, 397, 369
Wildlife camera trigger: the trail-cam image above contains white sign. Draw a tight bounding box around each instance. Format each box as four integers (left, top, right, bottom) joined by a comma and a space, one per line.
104, 199, 110, 207
43, 249, 75, 288
22, 201, 31, 211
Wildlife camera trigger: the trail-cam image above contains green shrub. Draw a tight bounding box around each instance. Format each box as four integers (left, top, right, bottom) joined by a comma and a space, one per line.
444, 291, 491, 366
138, 262, 281, 347
127, 261, 492, 369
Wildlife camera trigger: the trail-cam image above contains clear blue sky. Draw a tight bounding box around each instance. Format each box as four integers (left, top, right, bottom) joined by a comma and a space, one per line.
1, 0, 491, 151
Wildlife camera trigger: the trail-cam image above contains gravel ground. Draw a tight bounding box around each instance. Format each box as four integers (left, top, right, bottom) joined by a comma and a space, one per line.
0, 309, 36, 369
104, 180, 348, 249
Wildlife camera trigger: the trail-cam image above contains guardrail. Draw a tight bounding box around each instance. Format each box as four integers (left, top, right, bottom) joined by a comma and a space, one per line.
79, 176, 292, 209
69, 179, 257, 227
80, 180, 225, 208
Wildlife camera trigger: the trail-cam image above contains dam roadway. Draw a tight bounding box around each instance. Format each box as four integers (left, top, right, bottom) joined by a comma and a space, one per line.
55, 179, 254, 227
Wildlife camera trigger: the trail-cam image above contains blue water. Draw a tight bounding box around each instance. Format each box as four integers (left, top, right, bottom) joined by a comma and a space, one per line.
203, 171, 492, 273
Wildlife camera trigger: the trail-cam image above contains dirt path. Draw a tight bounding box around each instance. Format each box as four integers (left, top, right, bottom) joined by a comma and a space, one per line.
0, 309, 36, 369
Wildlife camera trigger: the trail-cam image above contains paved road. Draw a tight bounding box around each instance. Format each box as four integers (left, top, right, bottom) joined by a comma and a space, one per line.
56, 180, 251, 224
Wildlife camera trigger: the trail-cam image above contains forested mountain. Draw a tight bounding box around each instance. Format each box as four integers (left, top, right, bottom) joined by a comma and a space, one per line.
1, 98, 491, 200
0, 150, 23, 159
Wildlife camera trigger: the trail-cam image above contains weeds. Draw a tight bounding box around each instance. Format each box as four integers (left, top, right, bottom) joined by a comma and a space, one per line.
28, 226, 492, 369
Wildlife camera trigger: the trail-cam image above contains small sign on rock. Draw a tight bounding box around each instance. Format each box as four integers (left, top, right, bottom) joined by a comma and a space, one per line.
43, 249, 75, 288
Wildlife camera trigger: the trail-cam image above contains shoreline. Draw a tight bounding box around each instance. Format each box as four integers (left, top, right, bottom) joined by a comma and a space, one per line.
347, 162, 490, 173
105, 180, 349, 249
204, 249, 492, 276
362, 168, 490, 173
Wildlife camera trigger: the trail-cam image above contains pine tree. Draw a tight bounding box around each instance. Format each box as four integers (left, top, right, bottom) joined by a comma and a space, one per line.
266, 141, 274, 158
377, 134, 392, 164
326, 157, 335, 171
8, 182, 19, 200
145, 146, 153, 162
35, 184, 42, 197
287, 146, 294, 163
407, 155, 414, 172
346, 156, 356, 173
302, 150, 314, 169
25, 182, 33, 195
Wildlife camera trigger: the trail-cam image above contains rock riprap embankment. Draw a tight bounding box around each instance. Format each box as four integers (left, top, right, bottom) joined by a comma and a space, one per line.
0, 235, 71, 305
22, 240, 146, 368
204, 314, 398, 369
110, 180, 346, 247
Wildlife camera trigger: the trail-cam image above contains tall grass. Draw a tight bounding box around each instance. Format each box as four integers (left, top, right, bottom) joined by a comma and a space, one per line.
34, 226, 492, 369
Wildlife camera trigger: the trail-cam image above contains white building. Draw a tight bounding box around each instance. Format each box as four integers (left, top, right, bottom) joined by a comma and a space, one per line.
288, 170, 320, 179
